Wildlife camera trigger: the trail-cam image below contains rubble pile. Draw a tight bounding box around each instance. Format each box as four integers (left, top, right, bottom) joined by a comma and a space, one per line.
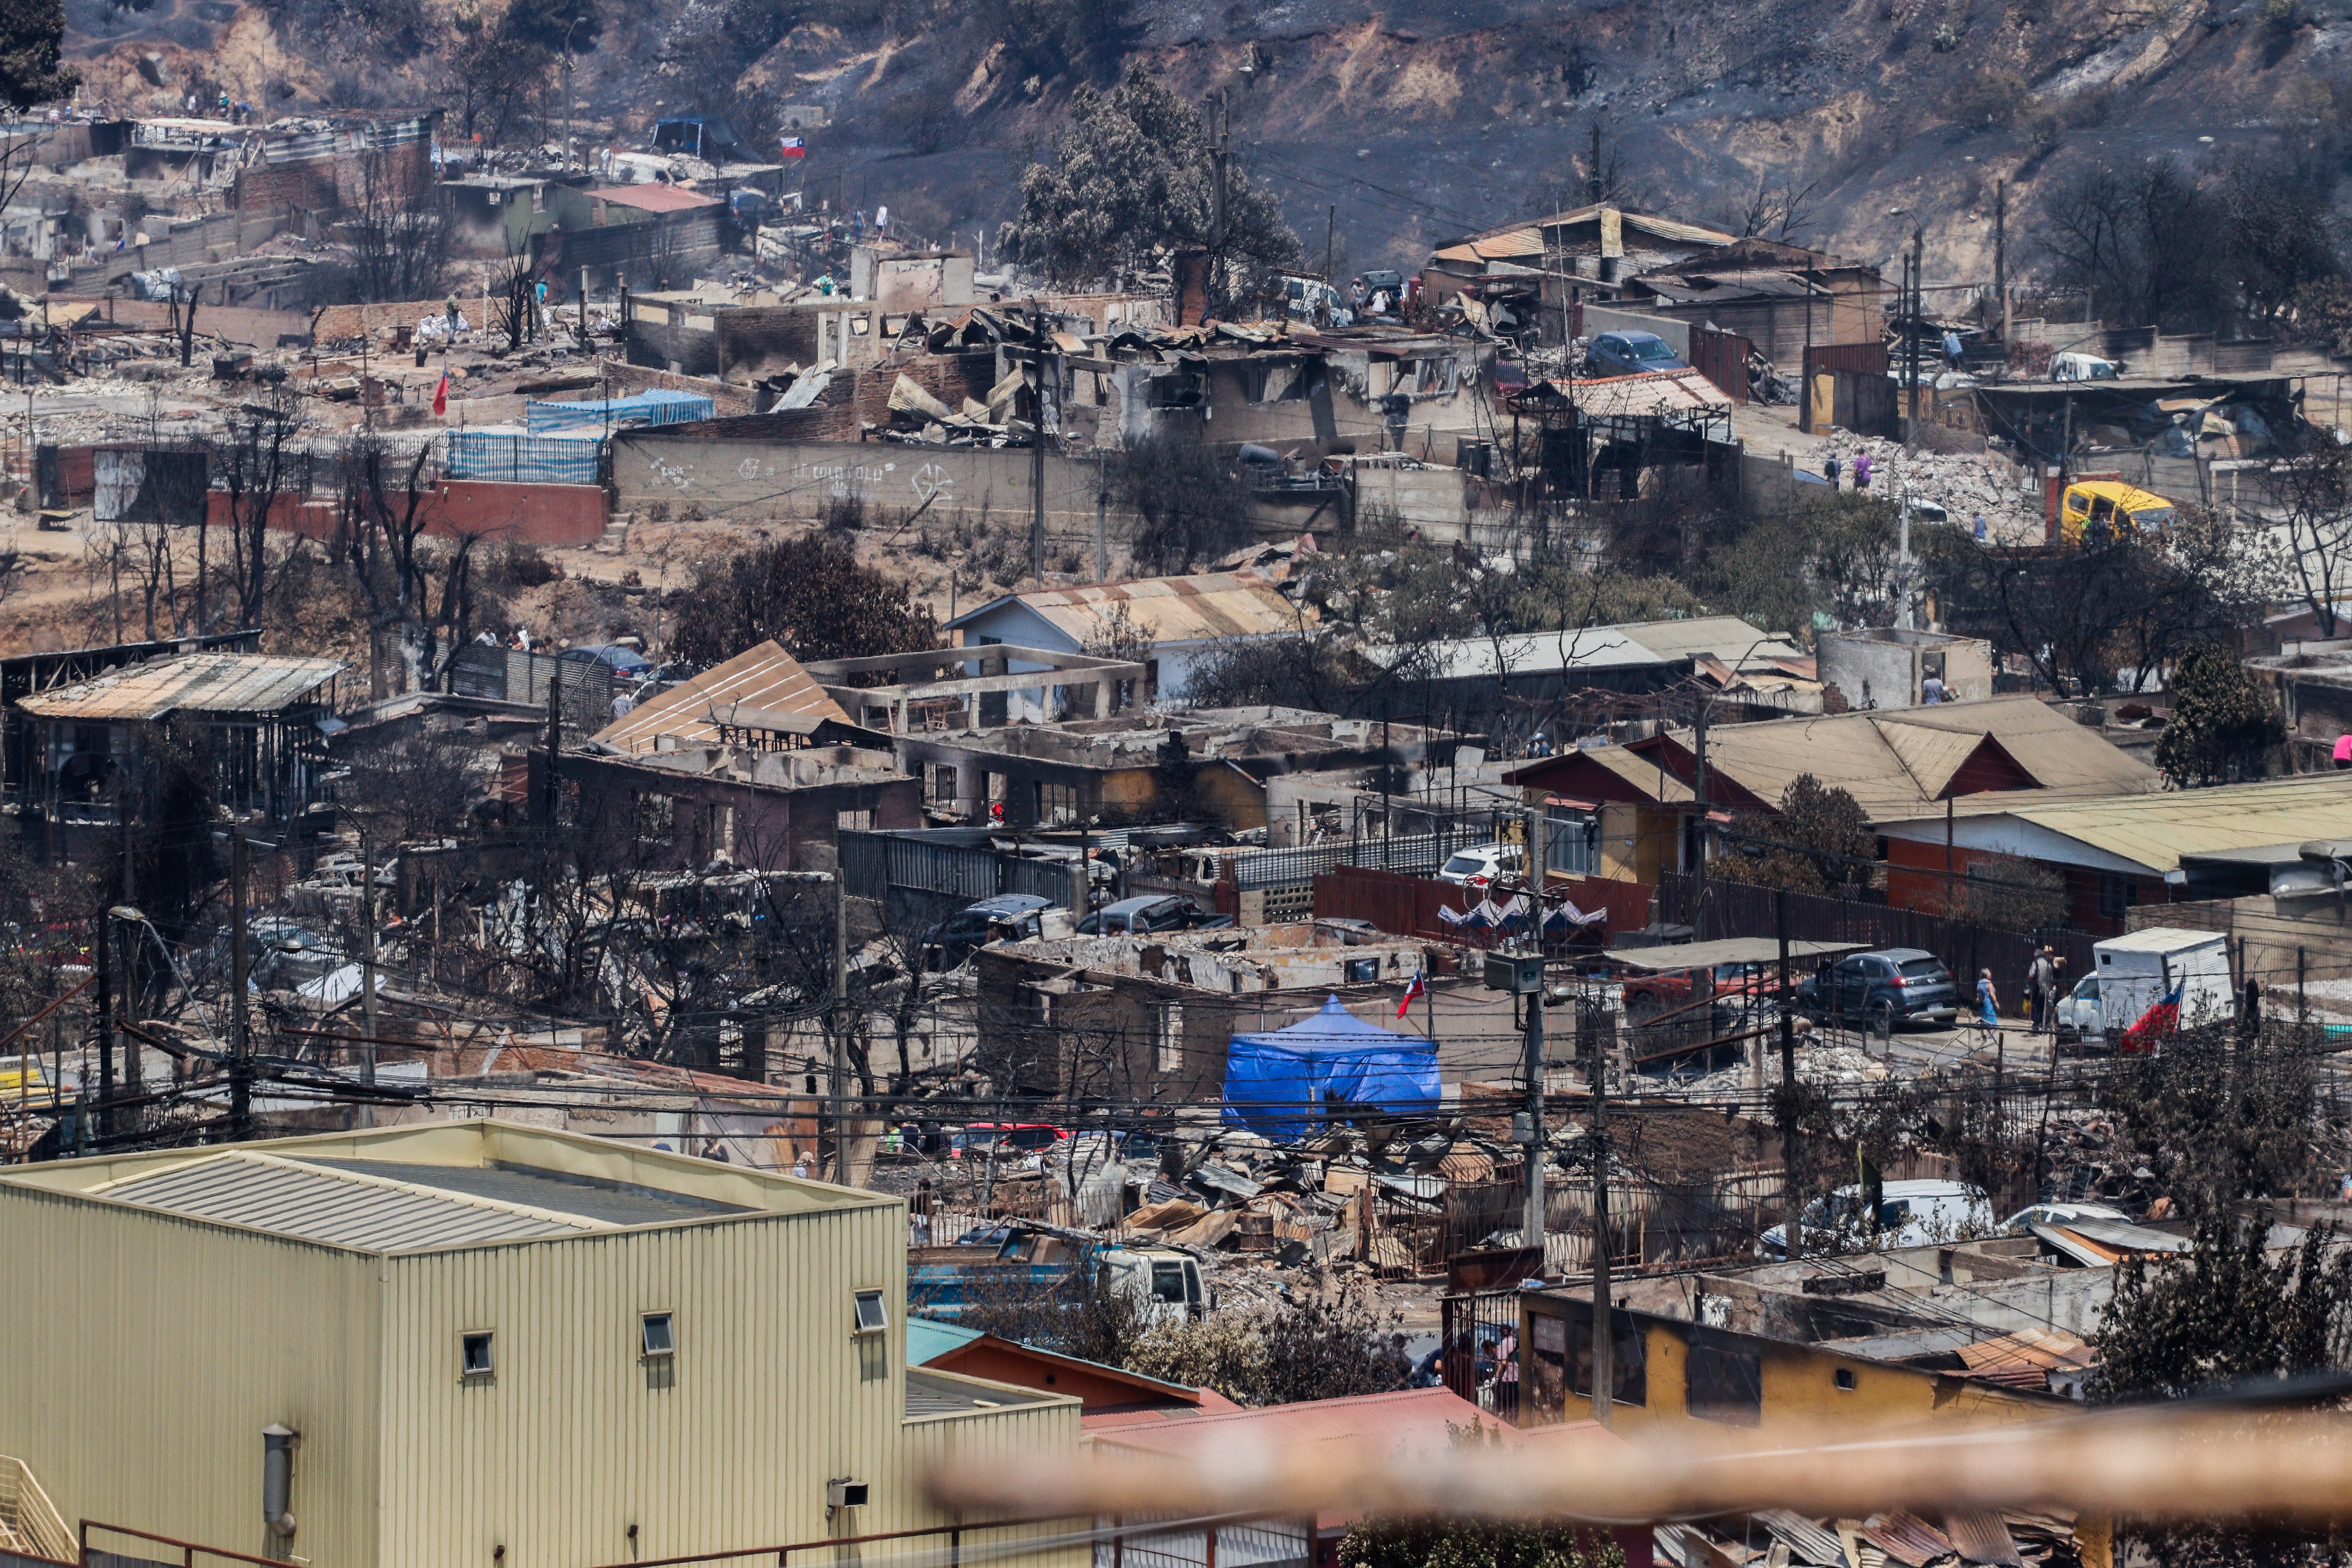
1838, 436, 2043, 541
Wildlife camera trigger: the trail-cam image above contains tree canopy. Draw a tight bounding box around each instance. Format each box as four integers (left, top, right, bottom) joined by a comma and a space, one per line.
670, 533, 938, 668
2154, 642, 2284, 787
0, 0, 74, 111
999, 65, 1302, 311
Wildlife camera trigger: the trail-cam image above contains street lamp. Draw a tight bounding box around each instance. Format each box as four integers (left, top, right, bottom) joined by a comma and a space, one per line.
561, 16, 589, 173
1888, 207, 1925, 449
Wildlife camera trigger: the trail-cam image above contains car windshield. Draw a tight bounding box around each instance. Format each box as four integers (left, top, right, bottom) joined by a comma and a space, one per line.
2130, 506, 2176, 529
1631, 338, 1678, 361
1151, 1261, 1188, 1304
1442, 854, 1484, 875
1898, 959, 1947, 979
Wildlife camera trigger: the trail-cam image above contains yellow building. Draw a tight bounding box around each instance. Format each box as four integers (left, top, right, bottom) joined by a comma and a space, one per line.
1517, 1295, 2062, 1437
0, 1121, 1081, 1568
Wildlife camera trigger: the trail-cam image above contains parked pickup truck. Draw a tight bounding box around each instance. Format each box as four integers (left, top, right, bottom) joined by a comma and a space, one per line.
907, 1223, 1208, 1326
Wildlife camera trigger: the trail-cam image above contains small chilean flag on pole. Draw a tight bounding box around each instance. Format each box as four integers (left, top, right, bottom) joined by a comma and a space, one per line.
781, 136, 806, 158
431, 369, 449, 417
1398, 969, 1426, 1019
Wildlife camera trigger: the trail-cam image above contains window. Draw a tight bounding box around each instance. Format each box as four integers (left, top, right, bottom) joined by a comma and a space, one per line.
1685, 1330, 1761, 1426
1569, 1315, 1648, 1407
850, 314, 872, 336
636, 793, 675, 845
2097, 872, 2135, 923
1835, 1367, 1857, 1391
641, 1312, 675, 1358
836, 808, 874, 831
1035, 781, 1078, 826
851, 1289, 889, 1335
1150, 1261, 1190, 1304
461, 1331, 495, 1378
930, 764, 958, 806
1157, 1001, 1184, 1074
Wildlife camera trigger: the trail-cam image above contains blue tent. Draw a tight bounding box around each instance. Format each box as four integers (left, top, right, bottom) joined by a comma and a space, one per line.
1222, 996, 1440, 1138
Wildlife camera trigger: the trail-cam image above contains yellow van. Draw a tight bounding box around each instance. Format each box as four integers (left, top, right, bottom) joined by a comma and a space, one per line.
2058, 480, 2178, 543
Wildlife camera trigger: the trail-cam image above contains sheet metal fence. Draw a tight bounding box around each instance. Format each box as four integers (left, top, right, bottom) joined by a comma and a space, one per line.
442, 429, 602, 486
1656, 873, 2095, 1004
448, 644, 614, 729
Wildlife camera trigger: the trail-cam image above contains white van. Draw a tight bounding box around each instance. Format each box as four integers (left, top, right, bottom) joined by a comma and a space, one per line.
2087, 928, 2233, 1044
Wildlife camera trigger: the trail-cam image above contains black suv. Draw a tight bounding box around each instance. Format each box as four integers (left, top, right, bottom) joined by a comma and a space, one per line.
1796, 947, 1961, 1029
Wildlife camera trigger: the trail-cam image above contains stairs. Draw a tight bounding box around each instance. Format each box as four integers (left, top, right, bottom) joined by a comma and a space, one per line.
0, 1454, 73, 1564
592, 510, 634, 555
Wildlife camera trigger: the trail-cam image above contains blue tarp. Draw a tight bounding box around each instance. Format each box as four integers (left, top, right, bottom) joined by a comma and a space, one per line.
1222, 996, 1440, 1138
444, 430, 602, 486
524, 390, 715, 435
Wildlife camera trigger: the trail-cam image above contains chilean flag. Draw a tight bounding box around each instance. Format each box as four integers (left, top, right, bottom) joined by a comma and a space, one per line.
780, 136, 806, 158
431, 369, 449, 417
1397, 969, 1426, 1019
2122, 984, 2183, 1052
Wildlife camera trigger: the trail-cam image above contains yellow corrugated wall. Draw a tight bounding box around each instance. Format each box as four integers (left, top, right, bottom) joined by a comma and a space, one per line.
0, 1185, 385, 1568
1, 1135, 1085, 1568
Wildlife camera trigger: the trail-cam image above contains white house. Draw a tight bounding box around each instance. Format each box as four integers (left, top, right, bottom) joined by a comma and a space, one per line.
944, 570, 1310, 720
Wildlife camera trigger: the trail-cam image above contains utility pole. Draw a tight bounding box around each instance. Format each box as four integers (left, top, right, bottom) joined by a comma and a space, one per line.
1993, 180, 2009, 351
1689, 702, 1709, 920
829, 866, 849, 1182
118, 791, 139, 1099
1907, 225, 1923, 449
1587, 122, 1604, 204
93, 862, 114, 1136
1323, 203, 1336, 286
1029, 301, 1047, 583
1521, 947, 1546, 1256
1777, 887, 1799, 1261
1093, 449, 1108, 583
541, 668, 562, 827
1589, 979, 1612, 1424
360, 822, 379, 1090
230, 825, 252, 1141
1209, 92, 1231, 247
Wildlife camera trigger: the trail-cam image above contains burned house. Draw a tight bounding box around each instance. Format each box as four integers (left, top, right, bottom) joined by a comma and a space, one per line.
1423, 203, 1737, 346
895, 707, 1456, 831
973, 922, 1435, 1099
14, 651, 345, 837
562, 640, 921, 870
1508, 367, 1735, 502
1618, 237, 1885, 366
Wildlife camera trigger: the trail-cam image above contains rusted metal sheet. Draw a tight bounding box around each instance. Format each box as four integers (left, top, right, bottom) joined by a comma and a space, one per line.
1858, 1509, 1957, 1567
1940, 1508, 2023, 1568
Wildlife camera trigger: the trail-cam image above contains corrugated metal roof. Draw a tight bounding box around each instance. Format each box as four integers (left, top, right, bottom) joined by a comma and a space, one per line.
95, 1152, 602, 1251
592, 640, 847, 752
1756, 1509, 1853, 1568
968, 572, 1310, 647
907, 1314, 985, 1365
592, 183, 722, 213
1858, 1511, 1956, 1567
904, 1368, 1055, 1416
1939, 1509, 2022, 1568
1968, 773, 2352, 874
1541, 368, 1730, 417
1657, 697, 2159, 822
17, 653, 345, 721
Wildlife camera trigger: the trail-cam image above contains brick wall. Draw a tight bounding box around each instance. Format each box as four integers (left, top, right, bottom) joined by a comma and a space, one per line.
212, 479, 605, 548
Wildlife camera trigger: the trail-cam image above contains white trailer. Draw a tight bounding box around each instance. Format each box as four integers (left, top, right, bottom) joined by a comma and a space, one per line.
2089, 927, 2233, 1043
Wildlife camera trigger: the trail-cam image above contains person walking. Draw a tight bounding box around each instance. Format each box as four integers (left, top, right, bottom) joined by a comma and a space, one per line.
2029, 947, 2058, 1035
1976, 968, 2000, 1031
1944, 328, 1964, 371
1824, 450, 1842, 488
1854, 451, 1874, 491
